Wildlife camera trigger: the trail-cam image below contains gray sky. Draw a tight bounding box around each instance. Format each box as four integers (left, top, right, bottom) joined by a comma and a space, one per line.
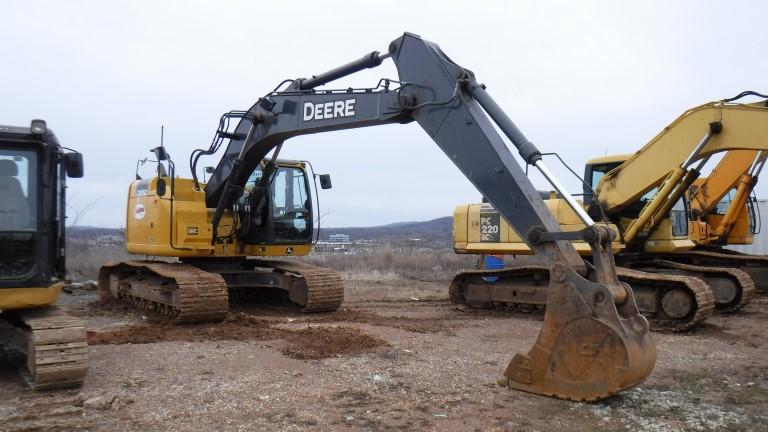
2, 1, 766, 228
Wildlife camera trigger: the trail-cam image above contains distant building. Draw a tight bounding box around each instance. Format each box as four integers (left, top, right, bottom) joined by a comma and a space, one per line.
329, 233, 350, 243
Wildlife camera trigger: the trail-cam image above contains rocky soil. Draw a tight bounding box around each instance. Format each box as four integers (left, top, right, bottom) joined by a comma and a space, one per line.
1, 275, 767, 431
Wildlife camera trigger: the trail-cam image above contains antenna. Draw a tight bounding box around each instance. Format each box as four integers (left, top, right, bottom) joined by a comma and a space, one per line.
160, 125, 164, 147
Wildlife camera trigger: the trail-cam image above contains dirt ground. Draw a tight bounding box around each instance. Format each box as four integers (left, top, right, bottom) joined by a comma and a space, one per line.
1, 273, 767, 432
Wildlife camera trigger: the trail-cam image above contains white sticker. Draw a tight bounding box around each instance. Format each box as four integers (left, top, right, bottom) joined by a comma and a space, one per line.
134, 203, 146, 220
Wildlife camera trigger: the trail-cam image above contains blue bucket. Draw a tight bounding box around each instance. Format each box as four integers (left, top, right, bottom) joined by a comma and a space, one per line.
482, 254, 504, 283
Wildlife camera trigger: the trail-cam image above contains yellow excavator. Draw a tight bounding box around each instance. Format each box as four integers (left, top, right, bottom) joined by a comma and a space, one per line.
452, 93, 768, 330
0, 120, 88, 389
99, 33, 655, 401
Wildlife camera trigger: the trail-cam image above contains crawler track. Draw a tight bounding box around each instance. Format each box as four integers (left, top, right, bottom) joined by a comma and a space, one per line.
253, 260, 344, 312
98, 260, 344, 324
659, 249, 768, 294
5, 307, 88, 390
629, 259, 755, 312
449, 265, 715, 331
614, 267, 715, 331
98, 261, 229, 324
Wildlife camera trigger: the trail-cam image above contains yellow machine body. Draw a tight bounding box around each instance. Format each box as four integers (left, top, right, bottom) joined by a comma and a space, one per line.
0, 284, 63, 312
455, 100, 768, 256
453, 201, 625, 255
125, 171, 313, 259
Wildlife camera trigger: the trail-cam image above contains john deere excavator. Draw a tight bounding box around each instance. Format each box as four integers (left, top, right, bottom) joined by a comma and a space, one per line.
452, 94, 768, 330
99, 33, 655, 401
0, 120, 88, 389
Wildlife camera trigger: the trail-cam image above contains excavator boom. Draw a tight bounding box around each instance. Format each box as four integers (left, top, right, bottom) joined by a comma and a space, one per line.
596, 101, 768, 215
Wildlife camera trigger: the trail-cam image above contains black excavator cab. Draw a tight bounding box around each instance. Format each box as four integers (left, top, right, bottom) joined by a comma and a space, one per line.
0, 120, 83, 290
234, 161, 329, 246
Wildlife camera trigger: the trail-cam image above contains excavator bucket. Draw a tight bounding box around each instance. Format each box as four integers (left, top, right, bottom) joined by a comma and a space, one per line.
498, 262, 656, 401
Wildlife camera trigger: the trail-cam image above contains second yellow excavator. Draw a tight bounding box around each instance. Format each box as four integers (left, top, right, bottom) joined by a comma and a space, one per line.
452, 93, 768, 330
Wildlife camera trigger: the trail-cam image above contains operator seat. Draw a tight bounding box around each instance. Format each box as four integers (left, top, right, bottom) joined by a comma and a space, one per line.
0, 159, 31, 230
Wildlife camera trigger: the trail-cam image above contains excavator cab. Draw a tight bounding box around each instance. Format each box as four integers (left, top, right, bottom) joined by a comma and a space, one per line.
584, 155, 694, 253
0, 121, 83, 307
0, 120, 88, 390
235, 162, 318, 245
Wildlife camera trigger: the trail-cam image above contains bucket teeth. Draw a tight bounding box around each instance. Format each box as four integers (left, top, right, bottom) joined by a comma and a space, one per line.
502, 263, 656, 401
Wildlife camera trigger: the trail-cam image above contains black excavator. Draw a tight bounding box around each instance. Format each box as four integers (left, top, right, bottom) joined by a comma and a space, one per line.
99, 32, 655, 401
0, 120, 88, 389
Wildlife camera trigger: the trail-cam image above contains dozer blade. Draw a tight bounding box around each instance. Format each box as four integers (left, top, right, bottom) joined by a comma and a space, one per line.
498, 262, 656, 401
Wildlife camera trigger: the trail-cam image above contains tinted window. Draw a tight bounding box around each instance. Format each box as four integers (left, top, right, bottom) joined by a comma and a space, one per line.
0, 149, 36, 230
272, 167, 310, 242
670, 198, 688, 236
589, 162, 621, 189
243, 165, 311, 243
715, 188, 736, 215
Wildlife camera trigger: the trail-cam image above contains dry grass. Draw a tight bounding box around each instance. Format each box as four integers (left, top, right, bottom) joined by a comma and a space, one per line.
65, 238, 543, 283
65, 239, 480, 282
66, 239, 134, 281
301, 248, 478, 281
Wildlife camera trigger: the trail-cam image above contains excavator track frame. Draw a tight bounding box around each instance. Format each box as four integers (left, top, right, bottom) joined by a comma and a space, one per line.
659, 249, 768, 294
250, 260, 344, 312
617, 258, 755, 312
0, 307, 88, 390
98, 261, 229, 323
98, 259, 344, 323
450, 265, 715, 332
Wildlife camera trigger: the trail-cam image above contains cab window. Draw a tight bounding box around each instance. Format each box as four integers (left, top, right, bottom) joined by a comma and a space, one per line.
271, 167, 310, 242
0, 149, 36, 230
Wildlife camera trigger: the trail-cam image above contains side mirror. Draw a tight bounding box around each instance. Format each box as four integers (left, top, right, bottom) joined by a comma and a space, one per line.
63, 152, 84, 178
157, 178, 167, 197
151, 146, 168, 161
318, 174, 332, 190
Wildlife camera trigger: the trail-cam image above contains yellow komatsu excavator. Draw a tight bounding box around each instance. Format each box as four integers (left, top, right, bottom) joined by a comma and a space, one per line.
99, 33, 655, 401
452, 93, 768, 330
0, 120, 88, 389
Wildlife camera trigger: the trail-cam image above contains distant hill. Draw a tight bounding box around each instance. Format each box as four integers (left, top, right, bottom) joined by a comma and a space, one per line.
68, 216, 453, 242
67, 226, 124, 239
319, 216, 452, 242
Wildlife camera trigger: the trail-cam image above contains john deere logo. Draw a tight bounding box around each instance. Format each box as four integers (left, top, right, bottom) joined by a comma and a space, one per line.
134, 204, 146, 220
303, 99, 356, 121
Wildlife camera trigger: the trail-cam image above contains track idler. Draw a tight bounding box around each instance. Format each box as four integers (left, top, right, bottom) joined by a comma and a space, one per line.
498, 262, 656, 401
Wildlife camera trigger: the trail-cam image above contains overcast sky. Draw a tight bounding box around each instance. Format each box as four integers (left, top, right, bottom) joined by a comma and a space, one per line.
2, 1, 766, 228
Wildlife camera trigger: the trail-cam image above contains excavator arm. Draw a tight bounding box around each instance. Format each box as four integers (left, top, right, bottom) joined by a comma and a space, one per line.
689, 149, 766, 243
690, 150, 766, 216
593, 99, 768, 244
199, 32, 654, 401
207, 33, 592, 270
